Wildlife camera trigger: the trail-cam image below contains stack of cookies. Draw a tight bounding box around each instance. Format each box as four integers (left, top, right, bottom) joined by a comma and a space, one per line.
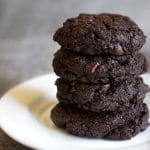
51, 13, 149, 140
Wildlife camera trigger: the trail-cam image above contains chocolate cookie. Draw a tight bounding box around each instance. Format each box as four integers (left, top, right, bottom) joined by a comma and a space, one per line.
56, 77, 149, 112
53, 50, 147, 83
51, 103, 146, 138
54, 13, 146, 55
105, 105, 149, 140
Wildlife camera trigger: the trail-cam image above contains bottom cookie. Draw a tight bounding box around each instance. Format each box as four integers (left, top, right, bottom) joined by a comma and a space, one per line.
51, 103, 148, 139
105, 106, 149, 140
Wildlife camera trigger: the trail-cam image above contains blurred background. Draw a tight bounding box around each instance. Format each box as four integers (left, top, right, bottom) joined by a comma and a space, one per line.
0, 0, 150, 149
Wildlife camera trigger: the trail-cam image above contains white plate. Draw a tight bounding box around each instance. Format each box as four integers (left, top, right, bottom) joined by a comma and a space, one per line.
0, 73, 150, 150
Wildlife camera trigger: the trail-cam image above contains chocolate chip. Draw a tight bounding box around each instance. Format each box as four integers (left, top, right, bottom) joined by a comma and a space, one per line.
102, 84, 110, 91
112, 44, 124, 56
91, 62, 100, 73
80, 77, 89, 83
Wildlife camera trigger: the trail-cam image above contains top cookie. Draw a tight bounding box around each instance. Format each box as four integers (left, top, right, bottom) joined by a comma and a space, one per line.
54, 13, 146, 55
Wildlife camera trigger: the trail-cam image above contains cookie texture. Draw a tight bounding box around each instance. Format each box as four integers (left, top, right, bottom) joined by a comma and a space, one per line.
51, 103, 147, 138
105, 105, 149, 140
53, 50, 147, 83
56, 77, 149, 112
54, 13, 146, 55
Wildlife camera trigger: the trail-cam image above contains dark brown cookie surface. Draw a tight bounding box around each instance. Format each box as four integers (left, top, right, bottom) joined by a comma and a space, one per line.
56, 77, 149, 112
53, 50, 147, 83
54, 13, 146, 55
105, 105, 149, 140
51, 103, 147, 138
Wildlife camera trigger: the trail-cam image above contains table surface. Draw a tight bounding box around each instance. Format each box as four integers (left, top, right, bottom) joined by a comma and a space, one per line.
0, 0, 150, 149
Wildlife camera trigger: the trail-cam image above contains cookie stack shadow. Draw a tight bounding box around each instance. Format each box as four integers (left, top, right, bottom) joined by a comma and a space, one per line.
51, 13, 150, 140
